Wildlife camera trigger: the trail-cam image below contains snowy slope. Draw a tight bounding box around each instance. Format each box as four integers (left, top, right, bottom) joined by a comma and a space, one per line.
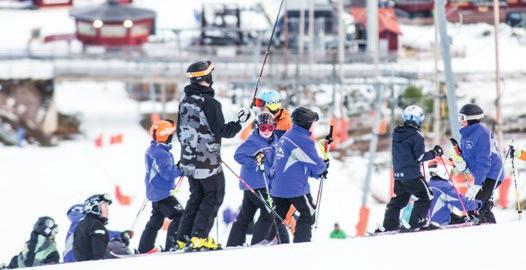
28, 220, 526, 270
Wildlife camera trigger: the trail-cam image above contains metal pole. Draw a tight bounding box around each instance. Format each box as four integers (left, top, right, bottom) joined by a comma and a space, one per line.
435, 0, 460, 141
493, 0, 504, 152
367, 0, 379, 62
361, 84, 385, 207
299, 1, 305, 57
338, 0, 345, 81
433, 11, 441, 146
308, 0, 315, 72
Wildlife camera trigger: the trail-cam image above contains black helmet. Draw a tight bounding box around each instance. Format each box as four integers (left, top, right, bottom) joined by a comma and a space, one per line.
186, 60, 214, 85
255, 112, 276, 127
459, 103, 484, 122
291, 107, 319, 130
33, 216, 58, 237
84, 193, 112, 217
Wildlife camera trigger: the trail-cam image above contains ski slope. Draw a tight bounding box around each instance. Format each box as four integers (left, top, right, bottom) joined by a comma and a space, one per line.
0, 81, 522, 269
28, 220, 526, 270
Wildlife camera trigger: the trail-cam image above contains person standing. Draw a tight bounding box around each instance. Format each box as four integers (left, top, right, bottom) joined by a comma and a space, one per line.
227, 112, 278, 247
456, 104, 504, 224
379, 105, 443, 232
175, 60, 246, 250
270, 107, 328, 243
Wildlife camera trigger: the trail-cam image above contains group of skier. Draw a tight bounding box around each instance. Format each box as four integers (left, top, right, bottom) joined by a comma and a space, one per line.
378, 103, 505, 233
1, 59, 514, 267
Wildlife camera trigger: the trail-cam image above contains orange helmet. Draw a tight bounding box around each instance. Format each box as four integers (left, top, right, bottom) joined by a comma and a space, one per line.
150, 120, 176, 143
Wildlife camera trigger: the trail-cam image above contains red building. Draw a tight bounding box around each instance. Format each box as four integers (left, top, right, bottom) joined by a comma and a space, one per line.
351, 7, 402, 52
33, 0, 73, 8
69, 0, 155, 46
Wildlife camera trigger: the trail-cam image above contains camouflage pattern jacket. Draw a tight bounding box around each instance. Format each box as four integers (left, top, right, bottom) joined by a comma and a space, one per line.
177, 84, 241, 179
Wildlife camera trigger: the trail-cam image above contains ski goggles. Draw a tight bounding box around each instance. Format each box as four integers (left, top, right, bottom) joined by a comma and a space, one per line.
253, 98, 265, 108
258, 124, 275, 132
458, 113, 484, 122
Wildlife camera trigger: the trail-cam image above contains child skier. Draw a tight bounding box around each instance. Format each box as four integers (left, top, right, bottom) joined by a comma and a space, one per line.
270, 106, 328, 243
427, 157, 481, 225
138, 119, 184, 253
454, 104, 504, 224
226, 112, 278, 247
240, 90, 292, 140
3, 216, 59, 268
64, 203, 132, 262
73, 193, 113, 262
380, 105, 443, 232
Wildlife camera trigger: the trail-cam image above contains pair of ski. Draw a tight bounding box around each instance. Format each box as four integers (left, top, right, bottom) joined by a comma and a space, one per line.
110, 239, 278, 259
365, 221, 476, 238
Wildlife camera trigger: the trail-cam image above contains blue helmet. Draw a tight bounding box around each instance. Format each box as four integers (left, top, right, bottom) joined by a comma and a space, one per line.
402, 105, 425, 127
67, 203, 85, 223
256, 90, 281, 112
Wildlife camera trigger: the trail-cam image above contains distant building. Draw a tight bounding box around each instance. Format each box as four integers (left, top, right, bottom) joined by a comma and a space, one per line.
69, 0, 155, 46
33, 0, 73, 8
351, 7, 401, 52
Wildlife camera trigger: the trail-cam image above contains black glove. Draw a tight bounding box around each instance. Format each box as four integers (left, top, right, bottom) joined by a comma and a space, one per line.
432, 145, 443, 157
237, 108, 251, 123
320, 170, 328, 179
324, 159, 330, 169
121, 230, 134, 246
254, 151, 265, 166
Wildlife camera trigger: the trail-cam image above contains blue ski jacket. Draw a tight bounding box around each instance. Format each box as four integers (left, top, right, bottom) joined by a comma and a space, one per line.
270, 124, 327, 198
460, 123, 504, 185
392, 124, 436, 181
234, 130, 278, 190
144, 142, 182, 202
428, 177, 481, 225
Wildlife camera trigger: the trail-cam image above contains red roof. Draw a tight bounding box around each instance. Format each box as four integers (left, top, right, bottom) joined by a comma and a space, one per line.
351, 7, 402, 35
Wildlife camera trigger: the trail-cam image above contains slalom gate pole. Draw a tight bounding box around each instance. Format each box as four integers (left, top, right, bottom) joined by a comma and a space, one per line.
250, 0, 286, 108
438, 156, 470, 221
221, 160, 294, 234
509, 145, 523, 220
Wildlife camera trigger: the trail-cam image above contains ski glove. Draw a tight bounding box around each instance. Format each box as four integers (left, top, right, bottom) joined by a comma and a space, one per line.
237, 108, 251, 123
254, 151, 265, 167
121, 230, 134, 246
465, 184, 482, 200
432, 145, 444, 157
451, 153, 467, 172
320, 170, 329, 179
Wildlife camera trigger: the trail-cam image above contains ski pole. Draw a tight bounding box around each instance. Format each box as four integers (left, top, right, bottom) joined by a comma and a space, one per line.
257, 156, 282, 244
221, 160, 294, 234
130, 197, 148, 232
250, 0, 286, 108
438, 156, 471, 221
314, 125, 334, 230
509, 145, 523, 220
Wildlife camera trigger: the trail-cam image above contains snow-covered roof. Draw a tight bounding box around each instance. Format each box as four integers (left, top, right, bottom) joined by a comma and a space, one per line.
70, 1, 156, 22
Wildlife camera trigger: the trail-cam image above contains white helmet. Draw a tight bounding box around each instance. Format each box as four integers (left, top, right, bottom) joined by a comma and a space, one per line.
402, 105, 425, 127
427, 157, 451, 180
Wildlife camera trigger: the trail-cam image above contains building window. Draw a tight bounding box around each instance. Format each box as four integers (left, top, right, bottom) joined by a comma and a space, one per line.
77, 21, 96, 36
101, 25, 127, 38
131, 23, 150, 37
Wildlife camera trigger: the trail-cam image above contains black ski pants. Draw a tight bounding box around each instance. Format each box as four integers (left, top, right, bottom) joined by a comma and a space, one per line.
273, 193, 316, 243
138, 196, 184, 253
473, 178, 501, 224
383, 177, 433, 231
177, 172, 225, 241
226, 189, 273, 247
